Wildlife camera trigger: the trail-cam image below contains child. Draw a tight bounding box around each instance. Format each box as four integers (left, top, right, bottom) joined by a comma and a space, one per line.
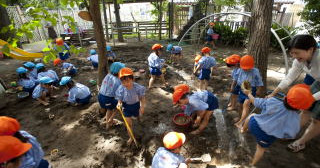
87, 49, 99, 68
194, 47, 216, 90
32, 76, 55, 106
0, 136, 32, 168
193, 54, 202, 75
60, 76, 92, 105
106, 45, 116, 62
234, 55, 264, 128
148, 44, 167, 89
225, 54, 241, 111
115, 67, 146, 145
205, 22, 216, 49
152, 132, 189, 168
173, 84, 219, 135
36, 63, 59, 86
0, 116, 50, 168
54, 38, 70, 60
98, 62, 125, 128
241, 84, 315, 165
23, 61, 37, 82
16, 67, 36, 94
53, 58, 77, 76
166, 44, 183, 64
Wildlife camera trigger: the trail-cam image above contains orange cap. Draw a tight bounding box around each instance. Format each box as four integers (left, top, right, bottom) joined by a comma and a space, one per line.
152, 44, 163, 50
173, 84, 190, 104
163, 132, 186, 150
287, 84, 315, 110
240, 55, 254, 70
118, 67, 133, 78
55, 38, 64, 46
194, 55, 202, 63
225, 54, 241, 65
0, 136, 32, 163
209, 22, 215, 26
201, 47, 211, 54
53, 58, 62, 66
0, 116, 20, 136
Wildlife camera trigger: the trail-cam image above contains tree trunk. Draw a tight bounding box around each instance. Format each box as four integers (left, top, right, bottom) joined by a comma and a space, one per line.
89, 0, 107, 84
0, 5, 11, 41
102, 0, 109, 42
247, 0, 274, 95
113, 0, 124, 42
158, 1, 162, 40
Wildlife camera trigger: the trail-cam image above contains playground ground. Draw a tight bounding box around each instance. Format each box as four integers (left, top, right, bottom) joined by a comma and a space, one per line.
0, 41, 320, 168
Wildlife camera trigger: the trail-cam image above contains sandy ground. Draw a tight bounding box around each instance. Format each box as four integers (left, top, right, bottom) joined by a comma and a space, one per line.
0, 41, 320, 168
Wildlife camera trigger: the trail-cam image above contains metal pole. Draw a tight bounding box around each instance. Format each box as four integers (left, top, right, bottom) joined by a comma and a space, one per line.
108, 4, 115, 47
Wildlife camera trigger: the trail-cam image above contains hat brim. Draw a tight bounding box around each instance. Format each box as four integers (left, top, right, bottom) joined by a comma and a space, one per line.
15, 143, 32, 159
177, 133, 186, 144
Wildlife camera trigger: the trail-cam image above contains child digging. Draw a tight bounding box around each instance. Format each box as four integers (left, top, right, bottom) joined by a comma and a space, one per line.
36, 63, 59, 86
60, 76, 92, 105
16, 67, 36, 94
116, 67, 146, 145
152, 132, 190, 168
98, 62, 125, 129
241, 84, 315, 166
234, 55, 264, 128
166, 44, 183, 64
87, 49, 99, 69
173, 84, 219, 135
225, 54, 241, 111
53, 58, 77, 76
32, 77, 55, 106
148, 44, 168, 89
193, 47, 216, 90
23, 62, 37, 82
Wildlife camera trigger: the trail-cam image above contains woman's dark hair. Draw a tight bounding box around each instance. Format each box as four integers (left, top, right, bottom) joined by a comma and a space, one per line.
283, 97, 298, 111
13, 131, 29, 143
287, 34, 317, 51
18, 73, 28, 79
37, 67, 46, 73
120, 75, 134, 81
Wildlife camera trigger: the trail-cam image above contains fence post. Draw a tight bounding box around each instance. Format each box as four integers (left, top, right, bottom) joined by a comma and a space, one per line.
145, 27, 148, 39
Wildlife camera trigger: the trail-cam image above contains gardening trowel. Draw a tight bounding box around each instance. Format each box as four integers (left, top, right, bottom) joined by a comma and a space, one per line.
190, 153, 211, 163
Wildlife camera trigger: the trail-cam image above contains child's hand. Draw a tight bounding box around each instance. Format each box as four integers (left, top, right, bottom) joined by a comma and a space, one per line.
243, 89, 251, 95
139, 108, 145, 115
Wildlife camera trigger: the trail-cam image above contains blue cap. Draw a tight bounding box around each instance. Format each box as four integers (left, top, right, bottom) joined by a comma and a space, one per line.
59, 76, 72, 85
35, 63, 45, 70
166, 44, 173, 52
106, 45, 111, 51
110, 62, 125, 74
90, 49, 97, 55
23, 62, 35, 68
39, 77, 54, 84
16, 67, 28, 74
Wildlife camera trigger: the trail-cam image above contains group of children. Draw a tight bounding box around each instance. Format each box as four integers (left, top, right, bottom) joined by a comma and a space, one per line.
7, 35, 316, 167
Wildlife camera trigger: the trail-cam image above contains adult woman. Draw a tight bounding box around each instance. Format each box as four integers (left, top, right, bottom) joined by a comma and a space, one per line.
268, 34, 320, 152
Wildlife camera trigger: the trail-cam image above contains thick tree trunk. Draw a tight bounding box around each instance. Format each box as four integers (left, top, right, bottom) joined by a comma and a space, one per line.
102, 0, 109, 42
247, 0, 274, 95
113, 0, 124, 42
89, 0, 107, 84
0, 5, 11, 41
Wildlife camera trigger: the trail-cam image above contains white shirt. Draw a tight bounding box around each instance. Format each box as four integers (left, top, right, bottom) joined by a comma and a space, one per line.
68, 83, 91, 103
278, 49, 320, 100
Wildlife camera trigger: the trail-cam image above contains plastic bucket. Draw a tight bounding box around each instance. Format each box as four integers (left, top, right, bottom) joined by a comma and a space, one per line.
211, 34, 219, 40
173, 113, 192, 128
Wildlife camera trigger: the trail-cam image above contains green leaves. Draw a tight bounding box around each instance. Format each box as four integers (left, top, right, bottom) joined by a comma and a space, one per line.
300, 0, 320, 36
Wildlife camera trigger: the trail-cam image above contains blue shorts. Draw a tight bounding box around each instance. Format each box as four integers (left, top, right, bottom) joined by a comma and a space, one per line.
92, 62, 98, 68
304, 74, 315, 85
98, 94, 117, 110
38, 159, 50, 168
59, 52, 70, 60
123, 102, 140, 117
150, 67, 162, 76
249, 117, 277, 148
76, 94, 92, 104
207, 35, 213, 42
238, 86, 256, 104
198, 68, 211, 81
23, 86, 35, 94
68, 68, 77, 76
231, 85, 240, 95
207, 91, 219, 111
